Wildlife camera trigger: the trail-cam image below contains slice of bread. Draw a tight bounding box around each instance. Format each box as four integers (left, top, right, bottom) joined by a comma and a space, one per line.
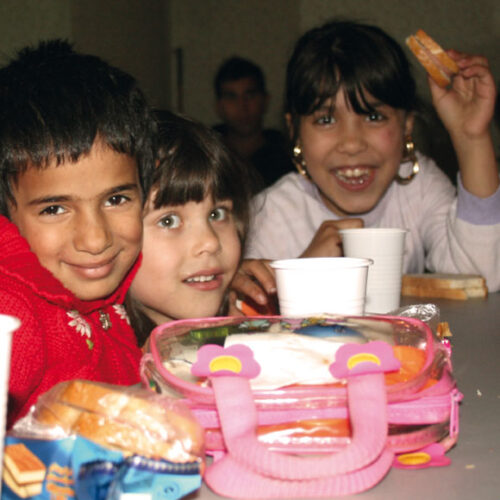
402, 273, 488, 300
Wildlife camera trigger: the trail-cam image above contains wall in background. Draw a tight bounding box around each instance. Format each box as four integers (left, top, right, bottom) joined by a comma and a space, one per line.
0, 1, 72, 58
297, 0, 500, 176
0, 0, 170, 110
0, 0, 498, 173
168, 0, 299, 132
300, 0, 500, 101
71, 0, 170, 109
168, 0, 499, 176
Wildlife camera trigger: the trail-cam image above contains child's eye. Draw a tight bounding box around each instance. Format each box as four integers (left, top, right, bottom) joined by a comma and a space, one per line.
209, 207, 229, 222
158, 213, 181, 229
40, 205, 65, 216
105, 194, 129, 207
365, 111, 384, 122
314, 114, 335, 126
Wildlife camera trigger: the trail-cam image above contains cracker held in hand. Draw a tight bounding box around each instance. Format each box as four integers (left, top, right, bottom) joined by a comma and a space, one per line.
406, 29, 459, 87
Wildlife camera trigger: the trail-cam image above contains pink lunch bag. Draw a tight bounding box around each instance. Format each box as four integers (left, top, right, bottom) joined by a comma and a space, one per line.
141, 314, 461, 498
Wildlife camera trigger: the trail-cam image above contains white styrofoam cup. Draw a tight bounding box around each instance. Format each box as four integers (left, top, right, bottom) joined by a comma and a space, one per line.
270, 257, 372, 316
339, 228, 407, 314
0, 314, 20, 497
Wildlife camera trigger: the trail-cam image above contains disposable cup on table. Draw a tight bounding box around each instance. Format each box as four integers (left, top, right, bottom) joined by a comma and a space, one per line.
270, 257, 372, 316
0, 314, 20, 497
339, 228, 407, 314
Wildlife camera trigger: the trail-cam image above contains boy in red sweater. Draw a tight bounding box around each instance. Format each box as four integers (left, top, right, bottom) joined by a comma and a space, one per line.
0, 40, 157, 427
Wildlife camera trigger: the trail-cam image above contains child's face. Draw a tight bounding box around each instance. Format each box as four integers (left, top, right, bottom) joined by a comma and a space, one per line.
130, 193, 241, 324
9, 142, 143, 301
297, 90, 413, 216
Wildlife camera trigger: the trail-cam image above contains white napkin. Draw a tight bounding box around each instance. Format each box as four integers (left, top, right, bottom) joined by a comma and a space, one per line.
225, 333, 344, 390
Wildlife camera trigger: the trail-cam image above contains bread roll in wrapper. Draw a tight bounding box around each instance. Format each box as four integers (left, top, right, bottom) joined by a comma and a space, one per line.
5, 380, 204, 499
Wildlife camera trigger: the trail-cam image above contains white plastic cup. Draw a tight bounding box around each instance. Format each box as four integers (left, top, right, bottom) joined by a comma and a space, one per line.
270, 257, 372, 316
0, 314, 20, 498
339, 228, 407, 314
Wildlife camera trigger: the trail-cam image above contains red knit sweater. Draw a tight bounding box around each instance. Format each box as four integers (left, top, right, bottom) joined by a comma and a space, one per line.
0, 216, 143, 428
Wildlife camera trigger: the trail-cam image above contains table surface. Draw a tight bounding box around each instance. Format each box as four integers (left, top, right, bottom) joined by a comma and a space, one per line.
190, 293, 500, 500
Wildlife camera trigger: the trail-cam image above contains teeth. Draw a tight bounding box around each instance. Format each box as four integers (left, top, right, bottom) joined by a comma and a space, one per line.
186, 275, 215, 283
335, 167, 370, 183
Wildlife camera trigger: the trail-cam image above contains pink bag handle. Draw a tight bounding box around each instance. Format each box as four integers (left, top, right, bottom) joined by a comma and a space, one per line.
192, 342, 400, 496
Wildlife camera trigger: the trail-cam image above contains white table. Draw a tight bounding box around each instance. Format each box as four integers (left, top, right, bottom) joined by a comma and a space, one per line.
191, 293, 500, 500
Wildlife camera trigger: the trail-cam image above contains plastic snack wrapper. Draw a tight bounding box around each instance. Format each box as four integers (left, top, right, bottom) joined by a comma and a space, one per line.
394, 303, 452, 339
2, 379, 204, 499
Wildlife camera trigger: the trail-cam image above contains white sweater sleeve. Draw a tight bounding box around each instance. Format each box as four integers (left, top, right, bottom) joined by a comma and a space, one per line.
397, 155, 500, 292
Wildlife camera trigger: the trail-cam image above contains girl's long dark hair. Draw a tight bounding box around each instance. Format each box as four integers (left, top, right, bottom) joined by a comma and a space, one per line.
286, 20, 419, 145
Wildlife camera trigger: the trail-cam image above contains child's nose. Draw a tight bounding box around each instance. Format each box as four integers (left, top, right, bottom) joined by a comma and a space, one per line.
192, 223, 221, 256
335, 122, 367, 155
73, 210, 112, 254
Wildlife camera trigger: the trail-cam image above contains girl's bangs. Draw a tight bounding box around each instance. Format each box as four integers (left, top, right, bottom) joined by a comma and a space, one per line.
309, 61, 386, 116
152, 152, 237, 209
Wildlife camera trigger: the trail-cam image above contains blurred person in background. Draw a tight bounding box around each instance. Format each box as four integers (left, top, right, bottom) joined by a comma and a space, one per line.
214, 56, 293, 191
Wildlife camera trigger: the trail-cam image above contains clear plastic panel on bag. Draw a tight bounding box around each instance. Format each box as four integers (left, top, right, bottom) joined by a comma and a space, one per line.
144, 310, 451, 409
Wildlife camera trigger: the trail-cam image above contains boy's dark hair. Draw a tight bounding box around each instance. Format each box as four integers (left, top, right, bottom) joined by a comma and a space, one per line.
286, 20, 418, 145
127, 110, 256, 346
214, 56, 266, 98
0, 39, 157, 215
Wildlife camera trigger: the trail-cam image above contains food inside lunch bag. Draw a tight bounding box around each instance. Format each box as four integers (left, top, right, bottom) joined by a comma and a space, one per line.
155, 317, 440, 392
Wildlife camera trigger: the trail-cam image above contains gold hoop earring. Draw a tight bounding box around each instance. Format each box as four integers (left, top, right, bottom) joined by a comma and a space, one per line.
293, 144, 309, 179
395, 136, 420, 185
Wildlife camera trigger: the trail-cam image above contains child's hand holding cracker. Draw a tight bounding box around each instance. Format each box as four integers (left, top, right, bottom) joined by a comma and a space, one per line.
429, 50, 496, 141
407, 30, 498, 198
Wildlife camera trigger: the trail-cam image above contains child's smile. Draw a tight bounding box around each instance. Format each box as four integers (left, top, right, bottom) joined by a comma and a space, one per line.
184, 270, 224, 289
298, 91, 413, 216
8, 141, 143, 301
69, 255, 120, 280
331, 165, 376, 190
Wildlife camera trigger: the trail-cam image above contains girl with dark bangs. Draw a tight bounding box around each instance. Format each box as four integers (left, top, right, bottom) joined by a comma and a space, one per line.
238, 19, 500, 308
127, 112, 255, 346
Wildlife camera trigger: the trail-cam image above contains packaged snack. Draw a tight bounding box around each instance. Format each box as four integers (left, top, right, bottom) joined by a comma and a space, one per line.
3, 380, 204, 499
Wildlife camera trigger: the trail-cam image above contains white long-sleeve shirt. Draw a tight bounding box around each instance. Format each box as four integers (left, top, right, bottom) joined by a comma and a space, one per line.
246, 152, 500, 292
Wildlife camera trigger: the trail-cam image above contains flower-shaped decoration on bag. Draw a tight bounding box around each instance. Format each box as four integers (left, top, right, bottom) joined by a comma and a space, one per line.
329, 340, 401, 378
393, 443, 451, 469
192, 344, 261, 379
